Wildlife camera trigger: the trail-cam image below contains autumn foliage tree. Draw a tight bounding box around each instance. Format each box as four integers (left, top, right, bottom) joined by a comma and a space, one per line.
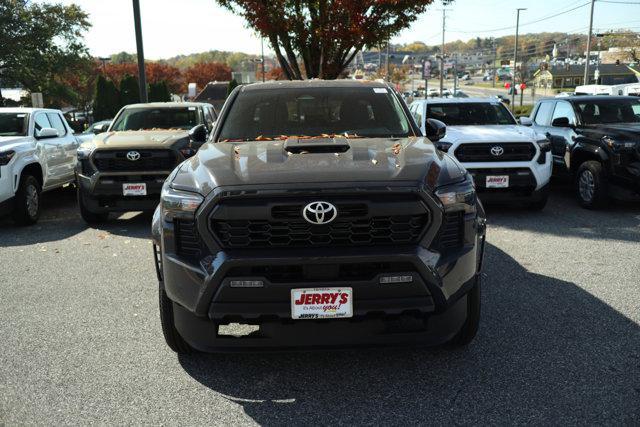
183, 62, 233, 90
102, 62, 182, 92
217, 0, 437, 80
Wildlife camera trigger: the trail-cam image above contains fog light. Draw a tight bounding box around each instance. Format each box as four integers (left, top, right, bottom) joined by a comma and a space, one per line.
380, 275, 413, 284
230, 280, 264, 288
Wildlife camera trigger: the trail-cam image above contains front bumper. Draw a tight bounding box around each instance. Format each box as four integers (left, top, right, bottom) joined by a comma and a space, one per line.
153, 184, 486, 351
77, 171, 169, 213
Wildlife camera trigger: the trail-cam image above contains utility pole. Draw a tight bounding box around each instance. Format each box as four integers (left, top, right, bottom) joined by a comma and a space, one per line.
512, 8, 526, 109
440, 8, 446, 94
132, 0, 147, 103
261, 38, 265, 82
583, 0, 596, 85
386, 43, 390, 82
492, 37, 497, 88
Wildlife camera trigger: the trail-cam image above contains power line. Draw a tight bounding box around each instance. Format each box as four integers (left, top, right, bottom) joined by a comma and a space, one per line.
449, 2, 590, 34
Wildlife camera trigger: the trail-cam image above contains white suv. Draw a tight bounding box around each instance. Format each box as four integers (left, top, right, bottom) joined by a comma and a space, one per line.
0, 108, 79, 224
410, 98, 552, 209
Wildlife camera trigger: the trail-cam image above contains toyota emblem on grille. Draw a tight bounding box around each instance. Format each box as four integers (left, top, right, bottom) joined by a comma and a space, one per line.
126, 151, 141, 161
303, 201, 337, 225
490, 146, 504, 156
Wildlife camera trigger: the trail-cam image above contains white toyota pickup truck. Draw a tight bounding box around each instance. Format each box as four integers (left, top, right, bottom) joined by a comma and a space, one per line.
0, 108, 79, 224
409, 98, 553, 210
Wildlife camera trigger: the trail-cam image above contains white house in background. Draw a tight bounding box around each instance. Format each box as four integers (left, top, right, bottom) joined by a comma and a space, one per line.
0, 88, 28, 103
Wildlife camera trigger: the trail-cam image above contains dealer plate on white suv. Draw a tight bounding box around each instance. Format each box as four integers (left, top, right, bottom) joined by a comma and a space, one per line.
291, 288, 353, 320
123, 183, 147, 196
486, 175, 509, 188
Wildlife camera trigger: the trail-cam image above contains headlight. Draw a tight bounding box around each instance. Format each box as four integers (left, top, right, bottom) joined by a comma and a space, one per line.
603, 136, 635, 152
77, 144, 95, 160
161, 185, 204, 220
435, 173, 476, 213
536, 139, 551, 153
0, 150, 16, 166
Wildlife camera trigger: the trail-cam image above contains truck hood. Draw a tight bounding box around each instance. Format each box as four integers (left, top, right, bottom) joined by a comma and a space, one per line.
171, 137, 467, 196
441, 125, 540, 144
578, 123, 640, 140
91, 130, 189, 149
0, 136, 31, 151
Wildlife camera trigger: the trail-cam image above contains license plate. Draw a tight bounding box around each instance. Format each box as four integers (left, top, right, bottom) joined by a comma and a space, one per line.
291, 288, 353, 320
122, 183, 147, 196
486, 175, 509, 188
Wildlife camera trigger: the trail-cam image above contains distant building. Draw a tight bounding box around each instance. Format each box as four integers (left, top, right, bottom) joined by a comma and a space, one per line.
533, 63, 640, 89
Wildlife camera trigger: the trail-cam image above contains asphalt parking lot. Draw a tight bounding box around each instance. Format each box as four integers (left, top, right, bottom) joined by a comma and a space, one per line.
1, 184, 639, 425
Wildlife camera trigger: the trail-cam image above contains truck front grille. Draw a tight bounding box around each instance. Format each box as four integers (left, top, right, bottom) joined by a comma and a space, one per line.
174, 220, 201, 259
209, 194, 429, 249
93, 149, 177, 172
454, 143, 535, 162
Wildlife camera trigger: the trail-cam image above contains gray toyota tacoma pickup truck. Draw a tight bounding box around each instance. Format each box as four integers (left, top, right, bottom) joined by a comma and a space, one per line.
152, 80, 486, 353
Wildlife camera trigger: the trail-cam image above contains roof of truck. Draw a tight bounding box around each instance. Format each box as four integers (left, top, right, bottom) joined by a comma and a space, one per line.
240, 80, 391, 91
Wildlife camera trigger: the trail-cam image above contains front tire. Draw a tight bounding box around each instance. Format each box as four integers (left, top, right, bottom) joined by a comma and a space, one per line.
576, 161, 608, 209
159, 281, 194, 354
77, 187, 109, 224
12, 175, 41, 225
447, 275, 481, 348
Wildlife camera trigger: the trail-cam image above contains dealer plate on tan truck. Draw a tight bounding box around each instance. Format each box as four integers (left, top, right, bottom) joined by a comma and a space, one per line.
291, 288, 353, 320
123, 183, 147, 196
486, 175, 509, 188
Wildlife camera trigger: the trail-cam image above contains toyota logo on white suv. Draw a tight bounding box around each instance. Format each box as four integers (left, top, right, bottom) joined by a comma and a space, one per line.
490, 146, 504, 157
126, 151, 141, 161
303, 201, 337, 225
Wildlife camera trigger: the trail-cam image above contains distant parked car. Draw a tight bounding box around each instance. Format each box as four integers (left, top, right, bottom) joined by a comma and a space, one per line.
0, 108, 79, 224
526, 95, 640, 208
76, 119, 111, 143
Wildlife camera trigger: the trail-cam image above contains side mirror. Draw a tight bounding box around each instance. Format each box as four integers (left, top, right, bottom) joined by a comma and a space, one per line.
36, 127, 59, 139
519, 116, 533, 126
551, 117, 571, 128
93, 123, 109, 134
189, 124, 207, 144
425, 118, 446, 142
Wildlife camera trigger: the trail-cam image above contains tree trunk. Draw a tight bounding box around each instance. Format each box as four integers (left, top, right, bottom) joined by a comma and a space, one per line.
280, 34, 303, 80
269, 35, 294, 80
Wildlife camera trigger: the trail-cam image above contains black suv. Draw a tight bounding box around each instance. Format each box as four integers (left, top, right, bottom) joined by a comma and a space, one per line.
526, 96, 640, 208
152, 81, 486, 353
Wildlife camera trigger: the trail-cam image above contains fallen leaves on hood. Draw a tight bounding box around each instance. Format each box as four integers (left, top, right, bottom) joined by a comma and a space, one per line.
392, 143, 402, 155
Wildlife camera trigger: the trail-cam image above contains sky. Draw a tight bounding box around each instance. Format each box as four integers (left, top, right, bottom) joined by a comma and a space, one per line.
36, 0, 640, 59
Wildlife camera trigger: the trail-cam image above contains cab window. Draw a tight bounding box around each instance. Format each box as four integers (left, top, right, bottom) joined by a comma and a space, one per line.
47, 113, 67, 136
534, 102, 554, 126
551, 101, 577, 125
34, 113, 52, 132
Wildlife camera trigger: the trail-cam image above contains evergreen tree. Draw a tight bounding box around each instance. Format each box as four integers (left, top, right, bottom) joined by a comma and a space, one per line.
119, 75, 141, 107
148, 81, 171, 102
93, 75, 120, 121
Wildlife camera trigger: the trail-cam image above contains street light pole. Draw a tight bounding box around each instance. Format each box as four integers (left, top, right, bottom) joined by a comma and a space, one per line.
511, 8, 526, 109
132, 0, 147, 103
261, 38, 265, 82
583, 0, 596, 85
440, 8, 446, 95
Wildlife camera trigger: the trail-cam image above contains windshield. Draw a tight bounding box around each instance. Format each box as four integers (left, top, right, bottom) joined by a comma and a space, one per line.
0, 113, 28, 137
218, 87, 413, 141
426, 102, 516, 126
575, 99, 640, 125
111, 107, 202, 131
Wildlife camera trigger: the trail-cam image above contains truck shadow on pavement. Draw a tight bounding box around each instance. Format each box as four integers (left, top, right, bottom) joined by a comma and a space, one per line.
178, 243, 640, 424
0, 186, 153, 247
483, 182, 640, 243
